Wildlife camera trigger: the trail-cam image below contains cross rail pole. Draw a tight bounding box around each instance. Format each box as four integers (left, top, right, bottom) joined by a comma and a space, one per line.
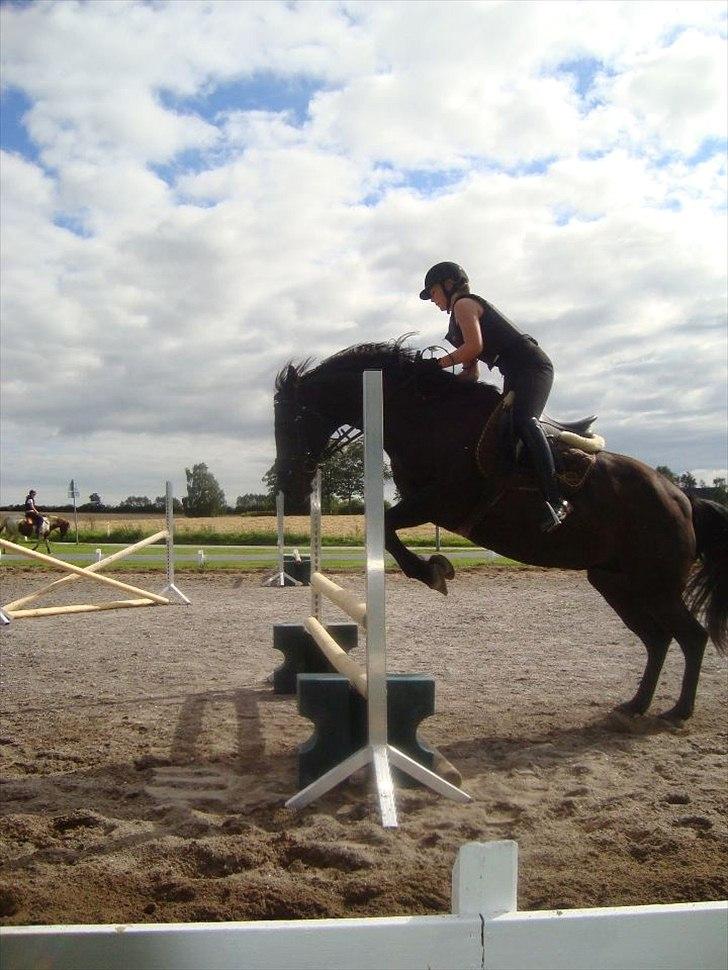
2, 531, 168, 613
0, 539, 171, 604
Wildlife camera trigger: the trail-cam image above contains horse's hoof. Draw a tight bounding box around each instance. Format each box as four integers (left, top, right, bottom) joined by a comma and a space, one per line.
424, 555, 454, 595
430, 555, 455, 580
614, 701, 646, 717
659, 706, 691, 723
429, 571, 449, 595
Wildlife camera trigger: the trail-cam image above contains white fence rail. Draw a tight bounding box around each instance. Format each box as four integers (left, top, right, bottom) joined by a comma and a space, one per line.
2, 841, 725, 970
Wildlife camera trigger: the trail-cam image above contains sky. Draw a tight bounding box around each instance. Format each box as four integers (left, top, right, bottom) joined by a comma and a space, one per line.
0, 0, 726, 508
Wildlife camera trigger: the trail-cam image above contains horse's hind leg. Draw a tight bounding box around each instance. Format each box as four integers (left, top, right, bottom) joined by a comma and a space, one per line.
588, 568, 672, 716
657, 603, 707, 720
589, 569, 708, 719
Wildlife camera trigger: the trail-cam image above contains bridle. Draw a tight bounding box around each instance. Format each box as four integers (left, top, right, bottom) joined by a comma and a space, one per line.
275, 392, 362, 481
276, 350, 428, 481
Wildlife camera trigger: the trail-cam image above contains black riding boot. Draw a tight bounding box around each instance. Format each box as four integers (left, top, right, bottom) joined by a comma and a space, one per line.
518, 417, 572, 532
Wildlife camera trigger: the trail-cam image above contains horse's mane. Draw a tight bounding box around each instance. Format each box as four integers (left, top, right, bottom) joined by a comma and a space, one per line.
276, 337, 500, 405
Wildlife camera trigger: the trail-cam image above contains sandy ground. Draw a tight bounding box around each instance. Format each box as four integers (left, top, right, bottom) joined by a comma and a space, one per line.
0, 566, 726, 926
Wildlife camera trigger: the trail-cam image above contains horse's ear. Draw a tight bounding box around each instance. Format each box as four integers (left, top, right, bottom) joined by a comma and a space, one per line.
281, 364, 299, 396
275, 361, 302, 400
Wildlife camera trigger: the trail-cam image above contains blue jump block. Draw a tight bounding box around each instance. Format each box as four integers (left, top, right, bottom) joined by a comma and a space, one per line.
284, 555, 311, 585
272, 622, 358, 694
296, 672, 436, 789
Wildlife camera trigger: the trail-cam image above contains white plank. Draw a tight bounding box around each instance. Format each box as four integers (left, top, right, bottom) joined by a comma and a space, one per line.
484, 903, 728, 970
0, 915, 483, 970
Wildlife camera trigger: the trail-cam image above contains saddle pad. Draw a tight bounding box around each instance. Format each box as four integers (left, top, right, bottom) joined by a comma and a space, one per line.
553, 445, 596, 492
476, 402, 597, 495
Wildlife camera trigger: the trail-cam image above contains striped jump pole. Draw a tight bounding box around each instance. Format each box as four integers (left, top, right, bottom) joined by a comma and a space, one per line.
286, 370, 471, 828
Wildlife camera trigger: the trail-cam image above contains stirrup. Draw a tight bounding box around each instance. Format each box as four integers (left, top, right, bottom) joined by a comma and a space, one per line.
541, 499, 572, 533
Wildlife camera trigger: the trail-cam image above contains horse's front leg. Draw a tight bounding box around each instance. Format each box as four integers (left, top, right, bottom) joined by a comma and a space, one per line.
385, 497, 455, 595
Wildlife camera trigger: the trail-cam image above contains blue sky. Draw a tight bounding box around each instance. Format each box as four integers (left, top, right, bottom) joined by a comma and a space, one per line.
0, 0, 726, 506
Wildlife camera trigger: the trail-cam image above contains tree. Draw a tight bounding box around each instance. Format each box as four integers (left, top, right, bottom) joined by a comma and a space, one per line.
712, 477, 727, 506
678, 471, 697, 491
153, 495, 183, 513
184, 463, 226, 516
262, 466, 278, 500
89, 492, 102, 505
262, 441, 392, 512
236, 493, 274, 512
323, 440, 365, 505
121, 496, 152, 509
655, 466, 678, 484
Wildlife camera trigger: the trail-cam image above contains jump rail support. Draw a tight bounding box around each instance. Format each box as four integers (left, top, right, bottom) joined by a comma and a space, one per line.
285, 370, 471, 827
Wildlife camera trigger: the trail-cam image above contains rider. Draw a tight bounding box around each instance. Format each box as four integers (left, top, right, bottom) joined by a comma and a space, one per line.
24, 489, 43, 537
420, 261, 572, 532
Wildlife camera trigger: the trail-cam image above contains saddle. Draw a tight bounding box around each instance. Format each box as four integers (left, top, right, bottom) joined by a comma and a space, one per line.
476, 392, 605, 494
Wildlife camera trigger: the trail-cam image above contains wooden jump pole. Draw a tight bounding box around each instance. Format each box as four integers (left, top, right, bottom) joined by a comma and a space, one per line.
309, 571, 367, 627
0, 539, 170, 605
303, 616, 369, 697
7, 599, 163, 619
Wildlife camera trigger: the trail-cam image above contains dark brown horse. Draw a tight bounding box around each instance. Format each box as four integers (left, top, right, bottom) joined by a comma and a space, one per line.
274, 341, 727, 720
0, 515, 71, 552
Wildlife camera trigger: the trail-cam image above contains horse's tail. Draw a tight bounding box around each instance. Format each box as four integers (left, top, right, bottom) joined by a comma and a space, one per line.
685, 497, 728, 654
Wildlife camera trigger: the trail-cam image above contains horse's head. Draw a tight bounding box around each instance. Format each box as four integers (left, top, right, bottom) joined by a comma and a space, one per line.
57, 518, 70, 537
274, 362, 341, 512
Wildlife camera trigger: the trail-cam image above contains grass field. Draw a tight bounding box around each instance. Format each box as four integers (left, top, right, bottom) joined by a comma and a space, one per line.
0, 542, 508, 573
14, 512, 470, 546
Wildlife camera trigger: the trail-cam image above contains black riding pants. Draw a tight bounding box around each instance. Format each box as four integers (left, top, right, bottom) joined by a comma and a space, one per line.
501, 357, 554, 431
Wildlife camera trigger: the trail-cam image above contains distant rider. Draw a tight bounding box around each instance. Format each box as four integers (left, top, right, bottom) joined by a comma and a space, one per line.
24, 489, 43, 537
420, 261, 572, 532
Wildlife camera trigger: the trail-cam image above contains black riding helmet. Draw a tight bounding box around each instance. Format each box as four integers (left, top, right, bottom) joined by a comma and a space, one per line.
419, 261, 469, 300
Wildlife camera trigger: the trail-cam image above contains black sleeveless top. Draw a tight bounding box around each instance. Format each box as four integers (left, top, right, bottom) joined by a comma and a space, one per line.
445, 294, 549, 376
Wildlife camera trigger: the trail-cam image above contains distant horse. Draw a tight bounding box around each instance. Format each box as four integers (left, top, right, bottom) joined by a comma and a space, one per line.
0, 515, 71, 553
274, 340, 727, 721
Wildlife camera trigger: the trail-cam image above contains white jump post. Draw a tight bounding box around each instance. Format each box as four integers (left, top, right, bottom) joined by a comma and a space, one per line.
286, 370, 471, 828
161, 480, 190, 605
263, 490, 302, 587
0, 482, 189, 622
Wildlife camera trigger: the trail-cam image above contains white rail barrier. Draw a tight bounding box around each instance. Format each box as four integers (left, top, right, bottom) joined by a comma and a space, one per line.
1, 842, 724, 970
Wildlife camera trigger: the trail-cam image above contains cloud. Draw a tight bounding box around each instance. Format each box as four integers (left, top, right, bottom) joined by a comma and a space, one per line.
0, 0, 726, 505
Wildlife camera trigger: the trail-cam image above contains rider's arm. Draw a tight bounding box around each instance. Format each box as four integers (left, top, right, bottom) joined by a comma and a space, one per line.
438, 298, 483, 368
